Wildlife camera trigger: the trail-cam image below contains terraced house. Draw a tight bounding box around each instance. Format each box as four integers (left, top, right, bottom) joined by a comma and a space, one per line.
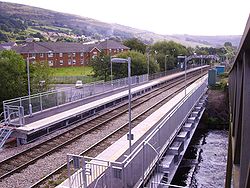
12, 40, 130, 67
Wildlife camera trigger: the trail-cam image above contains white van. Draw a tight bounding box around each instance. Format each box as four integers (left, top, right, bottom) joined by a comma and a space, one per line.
75, 80, 83, 88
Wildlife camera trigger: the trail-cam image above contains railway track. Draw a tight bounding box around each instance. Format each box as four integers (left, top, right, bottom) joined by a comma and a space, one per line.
0, 68, 208, 187
29, 71, 208, 187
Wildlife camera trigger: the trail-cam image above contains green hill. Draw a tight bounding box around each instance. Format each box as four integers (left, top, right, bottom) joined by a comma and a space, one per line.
0, 1, 241, 47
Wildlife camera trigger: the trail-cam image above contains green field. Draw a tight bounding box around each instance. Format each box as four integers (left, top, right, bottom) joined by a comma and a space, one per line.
51, 66, 93, 76
26, 27, 42, 34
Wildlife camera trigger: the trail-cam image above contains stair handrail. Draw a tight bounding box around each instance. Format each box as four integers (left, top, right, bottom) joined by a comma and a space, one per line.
1, 111, 21, 126
0, 112, 4, 124
0, 129, 12, 148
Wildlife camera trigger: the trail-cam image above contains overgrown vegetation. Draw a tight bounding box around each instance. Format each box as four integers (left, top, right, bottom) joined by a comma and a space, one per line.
202, 72, 229, 129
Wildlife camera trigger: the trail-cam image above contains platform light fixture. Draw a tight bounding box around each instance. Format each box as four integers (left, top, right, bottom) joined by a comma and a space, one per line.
27, 54, 35, 117
165, 55, 168, 76
146, 47, 150, 79
111, 57, 133, 153
177, 55, 187, 96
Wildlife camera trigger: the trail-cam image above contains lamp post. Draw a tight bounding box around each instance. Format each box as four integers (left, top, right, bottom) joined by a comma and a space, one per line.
184, 56, 187, 96
111, 57, 133, 153
165, 55, 168, 76
200, 55, 203, 74
154, 50, 157, 64
178, 55, 187, 96
146, 47, 150, 80
147, 52, 150, 81
109, 49, 113, 86
27, 54, 35, 117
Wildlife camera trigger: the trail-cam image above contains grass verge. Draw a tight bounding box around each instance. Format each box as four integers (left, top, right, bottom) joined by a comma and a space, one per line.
51, 66, 93, 76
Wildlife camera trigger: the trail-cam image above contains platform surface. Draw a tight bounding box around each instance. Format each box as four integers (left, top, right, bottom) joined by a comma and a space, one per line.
94, 75, 207, 163
57, 74, 207, 188
17, 67, 207, 134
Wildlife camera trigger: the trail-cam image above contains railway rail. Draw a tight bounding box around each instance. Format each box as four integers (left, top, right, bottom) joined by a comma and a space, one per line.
0, 68, 208, 188
30, 71, 208, 187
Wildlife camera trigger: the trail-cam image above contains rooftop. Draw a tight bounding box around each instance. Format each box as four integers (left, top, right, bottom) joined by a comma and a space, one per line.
11, 40, 129, 54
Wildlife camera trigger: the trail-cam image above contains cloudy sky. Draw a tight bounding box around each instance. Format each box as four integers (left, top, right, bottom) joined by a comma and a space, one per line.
2, 0, 250, 36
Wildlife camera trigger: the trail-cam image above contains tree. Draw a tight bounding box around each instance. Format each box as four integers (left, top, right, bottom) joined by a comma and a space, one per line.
0, 31, 8, 42
30, 32, 45, 40
0, 50, 53, 113
91, 50, 159, 81
150, 41, 188, 71
0, 50, 27, 112
30, 62, 53, 93
91, 52, 111, 81
123, 38, 147, 54
224, 42, 233, 48
113, 50, 159, 79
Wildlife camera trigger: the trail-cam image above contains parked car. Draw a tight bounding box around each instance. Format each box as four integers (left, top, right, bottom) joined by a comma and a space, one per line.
75, 80, 83, 88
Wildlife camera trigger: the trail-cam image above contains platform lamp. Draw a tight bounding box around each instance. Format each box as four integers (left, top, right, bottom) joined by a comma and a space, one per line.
146, 46, 150, 80
111, 57, 133, 153
27, 54, 35, 117
177, 55, 187, 96
109, 49, 113, 86
165, 55, 168, 76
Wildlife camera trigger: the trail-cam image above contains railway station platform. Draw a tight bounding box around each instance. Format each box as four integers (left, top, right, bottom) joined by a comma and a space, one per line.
7, 66, 208, 145
58, 74, 208, 188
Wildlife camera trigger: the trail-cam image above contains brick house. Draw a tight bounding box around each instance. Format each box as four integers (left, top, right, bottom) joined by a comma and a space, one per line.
12, 40, 130, 67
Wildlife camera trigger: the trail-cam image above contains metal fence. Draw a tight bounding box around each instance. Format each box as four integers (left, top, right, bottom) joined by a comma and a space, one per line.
66, 76, 208, 188
2, 65, 203, 126
149, 65, 201, 81
2, 74, 148, 126
52, 75, 100, 84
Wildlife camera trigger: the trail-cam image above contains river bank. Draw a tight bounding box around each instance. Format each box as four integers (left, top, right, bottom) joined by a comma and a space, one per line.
171, 87, 229, 187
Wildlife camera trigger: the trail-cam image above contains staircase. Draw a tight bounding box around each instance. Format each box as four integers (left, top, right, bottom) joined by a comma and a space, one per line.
0, 127, 13, 148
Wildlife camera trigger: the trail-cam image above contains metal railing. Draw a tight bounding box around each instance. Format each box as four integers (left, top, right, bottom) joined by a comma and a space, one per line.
66, 76, 208, 188
2, 74, 149, 125
0, 112, 4, 124
2, 65, 204, 126
52, 75, 100, 84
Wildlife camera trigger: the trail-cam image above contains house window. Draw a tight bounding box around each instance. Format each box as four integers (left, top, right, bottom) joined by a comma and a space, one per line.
80, 52, 84, 57
48, 60, 53, 66
68, 53, 71, 57
31, 53, 36, 57
48, 52, 53, 58
59, 53, 63, 57
72, 53, 76, 57
68, 60, 71, 65
121, 49, 123, 52
93, 52, 97, 55
59, 60, 63, 65
80, 59, 84, 65
40, 53, 44, 58
73, 59, 76, 64
92, 55, 97, 59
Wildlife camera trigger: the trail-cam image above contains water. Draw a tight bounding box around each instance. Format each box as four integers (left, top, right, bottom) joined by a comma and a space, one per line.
172, 128, 228, 188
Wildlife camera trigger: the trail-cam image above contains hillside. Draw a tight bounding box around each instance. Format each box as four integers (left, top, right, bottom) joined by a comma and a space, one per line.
0, 1, 241, 47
